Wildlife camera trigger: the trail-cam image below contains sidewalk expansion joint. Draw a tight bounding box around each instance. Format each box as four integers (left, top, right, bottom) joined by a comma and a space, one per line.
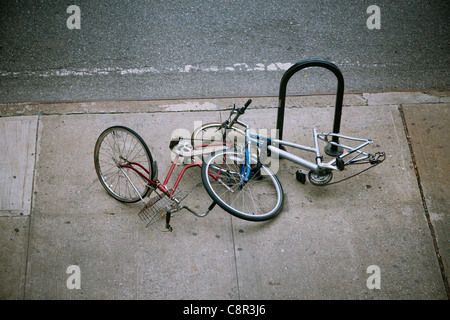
398, 104, 450, 299
229, 216, 241, 300
22, 114, 41, 299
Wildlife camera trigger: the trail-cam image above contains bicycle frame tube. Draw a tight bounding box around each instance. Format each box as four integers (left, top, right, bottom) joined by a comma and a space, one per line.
120, 163, 155, 186
245, 131, 319, 171
121, 155, 222, 198
268, 144, 319, 171
244, 128, 373, 172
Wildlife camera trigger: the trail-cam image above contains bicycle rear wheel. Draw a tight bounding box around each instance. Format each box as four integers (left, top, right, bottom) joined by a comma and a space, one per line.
201, 150, 284, 221
94, 126, 154, 203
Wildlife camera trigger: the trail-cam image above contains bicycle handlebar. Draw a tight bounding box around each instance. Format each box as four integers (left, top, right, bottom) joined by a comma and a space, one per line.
227, 99, 252, 128
238, 99, 252, 114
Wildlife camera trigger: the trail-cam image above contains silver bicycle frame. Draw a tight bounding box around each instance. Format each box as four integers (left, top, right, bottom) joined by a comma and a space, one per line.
237, 120, 373, 173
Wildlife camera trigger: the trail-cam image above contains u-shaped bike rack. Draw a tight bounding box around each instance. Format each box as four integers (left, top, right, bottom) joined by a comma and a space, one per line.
276, 59, 345, 156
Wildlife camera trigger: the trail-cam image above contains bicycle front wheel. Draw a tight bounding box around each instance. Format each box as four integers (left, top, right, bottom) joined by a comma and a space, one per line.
201, 150, 284, 221
191, 122, 245, 163
94, 126, 154, 203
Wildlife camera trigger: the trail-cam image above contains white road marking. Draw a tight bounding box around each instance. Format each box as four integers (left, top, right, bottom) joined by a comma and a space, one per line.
0, 62, 294, 78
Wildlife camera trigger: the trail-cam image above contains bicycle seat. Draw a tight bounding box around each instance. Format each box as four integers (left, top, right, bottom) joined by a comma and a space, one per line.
170, 139, 193, 156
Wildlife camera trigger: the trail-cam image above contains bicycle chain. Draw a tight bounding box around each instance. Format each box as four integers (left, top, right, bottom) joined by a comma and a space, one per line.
315, 152, 386, 187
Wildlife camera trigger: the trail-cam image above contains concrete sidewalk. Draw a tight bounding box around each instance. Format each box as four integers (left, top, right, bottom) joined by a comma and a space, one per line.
0, 91, 449, 299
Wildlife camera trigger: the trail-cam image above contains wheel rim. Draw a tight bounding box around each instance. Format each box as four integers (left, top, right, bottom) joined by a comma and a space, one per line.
191, 123, 245, 163
95, 127, 151, 202
204, 151, 282, 219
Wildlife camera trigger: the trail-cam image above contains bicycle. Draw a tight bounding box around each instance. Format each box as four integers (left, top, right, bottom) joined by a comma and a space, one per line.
94, 99, 385, 230
94, 125, 221, 231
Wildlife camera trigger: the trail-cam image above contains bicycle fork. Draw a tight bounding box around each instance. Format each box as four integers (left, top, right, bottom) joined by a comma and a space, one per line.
115, 157, 147, 204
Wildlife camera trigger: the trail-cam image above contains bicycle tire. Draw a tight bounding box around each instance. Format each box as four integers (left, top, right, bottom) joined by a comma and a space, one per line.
94, 126, 154, 203
191, 122, 245, 163
201, 150, 284, 221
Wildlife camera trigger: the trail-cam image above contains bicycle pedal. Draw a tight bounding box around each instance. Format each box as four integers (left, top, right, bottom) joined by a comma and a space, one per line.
296, 170, 307, 184
336, 157, 345, 171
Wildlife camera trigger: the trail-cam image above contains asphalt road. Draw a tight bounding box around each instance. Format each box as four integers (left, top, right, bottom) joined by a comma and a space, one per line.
1, 0, 449, 103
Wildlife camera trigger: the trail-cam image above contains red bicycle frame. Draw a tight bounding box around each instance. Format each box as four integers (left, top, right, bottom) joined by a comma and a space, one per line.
120, 142, 226, 199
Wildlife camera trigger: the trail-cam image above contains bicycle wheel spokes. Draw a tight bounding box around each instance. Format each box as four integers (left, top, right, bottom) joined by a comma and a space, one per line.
94, 126, 153, 203
192, 123, 245, 147
202, 151, 283, 221
191, 123, 245, 163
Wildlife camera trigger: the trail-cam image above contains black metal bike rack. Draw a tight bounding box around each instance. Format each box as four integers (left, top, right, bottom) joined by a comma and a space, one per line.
276, 59, 344, 156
